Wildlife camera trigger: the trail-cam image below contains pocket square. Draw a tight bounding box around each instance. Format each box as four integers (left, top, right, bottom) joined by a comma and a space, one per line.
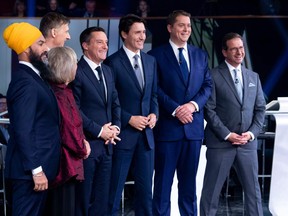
249, 82, 256, 87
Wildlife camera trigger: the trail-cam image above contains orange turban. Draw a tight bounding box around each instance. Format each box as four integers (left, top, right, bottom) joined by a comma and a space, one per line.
3, 22, 42, 54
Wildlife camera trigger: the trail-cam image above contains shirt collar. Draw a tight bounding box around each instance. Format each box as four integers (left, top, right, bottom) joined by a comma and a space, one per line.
19, 61, 41, 77
123, 45, 141, 60
169, 39, 188, 53
83, 55, 101, 70
225, 60, 241, 72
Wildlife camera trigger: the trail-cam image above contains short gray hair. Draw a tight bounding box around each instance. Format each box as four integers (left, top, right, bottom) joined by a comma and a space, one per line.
47, 46, 77, 84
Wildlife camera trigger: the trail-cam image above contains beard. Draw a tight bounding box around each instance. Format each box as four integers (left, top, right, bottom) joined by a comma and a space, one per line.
29, 48, 51, 81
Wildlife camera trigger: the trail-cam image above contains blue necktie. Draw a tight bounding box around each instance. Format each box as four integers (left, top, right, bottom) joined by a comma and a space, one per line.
133, 54, 144, 90
178, 47, 189, 83
233, 69, 243, 103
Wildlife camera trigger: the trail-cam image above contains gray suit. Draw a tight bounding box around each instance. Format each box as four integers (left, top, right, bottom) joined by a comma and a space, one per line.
200, 62, 266, 216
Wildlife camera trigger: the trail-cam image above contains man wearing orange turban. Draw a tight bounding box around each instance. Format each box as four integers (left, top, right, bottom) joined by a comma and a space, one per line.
2, 22, 61, 216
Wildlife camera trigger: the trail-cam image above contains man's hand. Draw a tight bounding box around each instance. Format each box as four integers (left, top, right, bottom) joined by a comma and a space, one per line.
107, 125, 121, 145
228, 132, 248, 145
175, 103, 195, 124
33, 171, 48, 192
83, 139, 91, 159
101, 123, 121, 145
129, 116, 149, 131
147, 113, 157, 129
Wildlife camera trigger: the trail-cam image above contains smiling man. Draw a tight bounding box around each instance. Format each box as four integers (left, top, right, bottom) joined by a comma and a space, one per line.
200, 32, 266, 216
148, 10, 212, 215
72, 26, 121, 216
104, 14, 158, 216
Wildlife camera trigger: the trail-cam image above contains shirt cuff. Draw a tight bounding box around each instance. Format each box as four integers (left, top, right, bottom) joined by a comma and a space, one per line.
248, 131, 255, 141
172, 106, 180, 117
224, 132, 231, 140
32, 166, 43, 175
98, 127, 104, 138
190, 101, 199, 112
112, 125, 120, 132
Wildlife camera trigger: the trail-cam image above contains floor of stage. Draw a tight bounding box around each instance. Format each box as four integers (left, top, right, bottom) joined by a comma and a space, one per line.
121, 179, 272, 216
120, 145, 273, 216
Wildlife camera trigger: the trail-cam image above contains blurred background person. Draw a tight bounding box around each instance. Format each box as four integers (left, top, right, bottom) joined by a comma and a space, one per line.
136, 0, 150, 18
42, 46, 91, 216
36, 0, 47, 16
46, 0, 64, 14
81, 0, 102, 17
12, 0, 27, 17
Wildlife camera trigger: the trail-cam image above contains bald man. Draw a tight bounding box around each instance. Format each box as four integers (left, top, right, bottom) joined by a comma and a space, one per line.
3, 22, 61, 216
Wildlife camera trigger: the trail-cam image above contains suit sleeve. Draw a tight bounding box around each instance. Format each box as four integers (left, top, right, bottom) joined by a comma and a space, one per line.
204, 72, 231, 140
247, 74, 266, 137
149, 58, 159, 117
109, 67, 121, 129
8, 78, 42, 171
189, 53, 213, 110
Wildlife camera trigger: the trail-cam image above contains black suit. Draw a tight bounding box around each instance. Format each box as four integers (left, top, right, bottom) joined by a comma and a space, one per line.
6, 63, 61, 216
72, 56, 121, 216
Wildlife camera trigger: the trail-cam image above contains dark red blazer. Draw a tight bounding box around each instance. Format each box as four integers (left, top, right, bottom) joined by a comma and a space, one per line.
51, 83, 87, 187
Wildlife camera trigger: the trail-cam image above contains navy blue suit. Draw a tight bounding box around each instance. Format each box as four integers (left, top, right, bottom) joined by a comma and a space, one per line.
72, 56, 121, 216
105, 47, 158, 216
148, 44, 212, 215
6, 63, 61, 216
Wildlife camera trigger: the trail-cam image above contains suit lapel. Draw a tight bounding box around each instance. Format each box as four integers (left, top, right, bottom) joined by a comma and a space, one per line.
187, 46, 197, 88
119, 48, 143, 93
164, 45, 187, 86
102, 65, 110, 103
219, 63, 242, 104
21, 65, 60, 123
140, 51, 152, 93
241, 67, 249, 105
79, 57, 106, 104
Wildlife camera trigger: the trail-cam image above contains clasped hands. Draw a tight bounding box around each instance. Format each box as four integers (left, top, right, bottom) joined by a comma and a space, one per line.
175, 102, 195, 124
228, 132, 251, 145
129, 113, 157, 131
101, 122, 121, 145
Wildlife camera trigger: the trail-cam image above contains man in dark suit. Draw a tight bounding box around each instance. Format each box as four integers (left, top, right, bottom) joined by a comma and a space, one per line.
200, 32, 266, 216
104, 14, 158, 216
72, 26, 121, 216
2, 22, 61, 216
148, 10, 212, 215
